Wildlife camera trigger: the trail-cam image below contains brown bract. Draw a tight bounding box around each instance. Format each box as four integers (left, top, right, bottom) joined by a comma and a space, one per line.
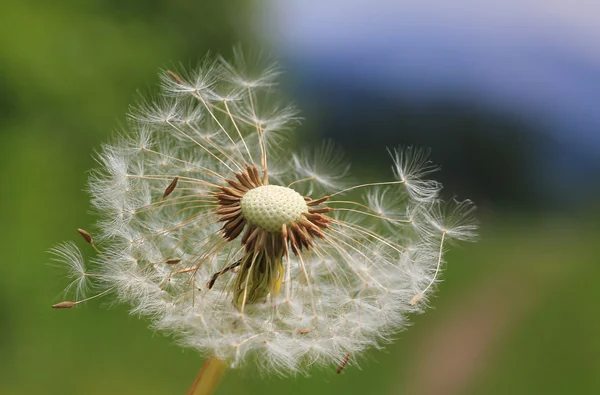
214, 165, 333, 258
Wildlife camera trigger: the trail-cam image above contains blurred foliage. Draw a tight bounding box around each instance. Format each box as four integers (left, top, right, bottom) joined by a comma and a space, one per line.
1, 1, 599, 395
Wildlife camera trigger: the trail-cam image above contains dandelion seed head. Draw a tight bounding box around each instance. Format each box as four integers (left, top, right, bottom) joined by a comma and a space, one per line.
52, 49, 476, 375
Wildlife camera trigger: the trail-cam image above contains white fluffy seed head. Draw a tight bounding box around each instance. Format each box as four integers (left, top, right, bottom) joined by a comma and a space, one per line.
52, 50, 476, 376
241, 185, 308, 232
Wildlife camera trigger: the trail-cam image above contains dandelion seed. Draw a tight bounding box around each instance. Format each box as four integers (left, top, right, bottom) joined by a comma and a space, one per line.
76, 228, 93, 245
52, 301, 76, 309
51, 50, 476, 385
337, 353, 351, 374
162, 176, 179, 198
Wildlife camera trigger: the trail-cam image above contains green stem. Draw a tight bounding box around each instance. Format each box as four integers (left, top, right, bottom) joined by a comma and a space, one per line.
186, 358, 227, 395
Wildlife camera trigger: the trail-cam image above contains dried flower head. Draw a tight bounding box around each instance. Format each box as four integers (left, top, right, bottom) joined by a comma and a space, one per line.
52, 50, 476, 375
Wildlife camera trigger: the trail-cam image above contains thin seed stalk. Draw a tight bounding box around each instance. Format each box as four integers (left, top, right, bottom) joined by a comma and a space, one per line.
186, 358, 227, 395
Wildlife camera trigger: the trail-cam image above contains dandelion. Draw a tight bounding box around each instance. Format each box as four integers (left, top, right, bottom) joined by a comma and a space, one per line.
51, 49, 476, 393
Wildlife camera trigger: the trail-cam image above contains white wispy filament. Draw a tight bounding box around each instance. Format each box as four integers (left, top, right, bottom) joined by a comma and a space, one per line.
52, 49, 476, 375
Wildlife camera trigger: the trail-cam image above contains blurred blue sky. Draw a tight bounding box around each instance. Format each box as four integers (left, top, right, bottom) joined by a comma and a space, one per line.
257, 0, 600, 206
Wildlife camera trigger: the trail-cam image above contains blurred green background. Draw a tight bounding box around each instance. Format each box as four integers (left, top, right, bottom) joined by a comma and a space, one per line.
1, 1, 599, 394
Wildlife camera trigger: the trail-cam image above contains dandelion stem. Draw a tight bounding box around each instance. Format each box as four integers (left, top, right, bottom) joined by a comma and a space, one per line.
186, 358, 227, 395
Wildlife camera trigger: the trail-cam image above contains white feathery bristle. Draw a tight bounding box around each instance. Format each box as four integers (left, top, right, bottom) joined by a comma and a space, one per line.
50, 241, 89, 300
219, 46, 281, 89
289, 140, 352, 195
160, 55, 219, 97
391, 147, 441, 202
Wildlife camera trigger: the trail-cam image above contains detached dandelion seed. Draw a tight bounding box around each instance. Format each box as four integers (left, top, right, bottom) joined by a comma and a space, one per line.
51, 49, 476, 392
337, 353, 351, 374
